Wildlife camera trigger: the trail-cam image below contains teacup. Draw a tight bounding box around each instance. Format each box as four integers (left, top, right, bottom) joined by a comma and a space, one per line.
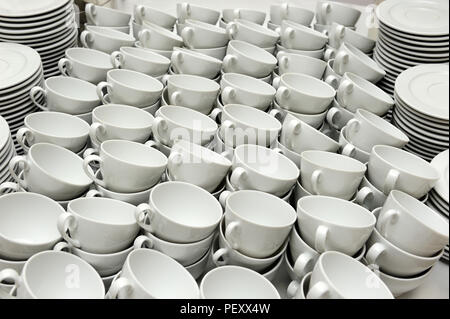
223, 40, 277, 78
135, 181, 222, 243
0, 251, 104, 299
200, 266, 280, 299
270, 3, 314, 26
97, 69, 163, 107
271, 100, 327, 129
176, 2, 220, 25
273, 139, 301, 168
134, 41, 173, 59
333, 43, 385, 83
107, 249, 199, 299
186, 247, 211, 280
368, 145, 440, 198
222, 8, 266, 25
182, 19, 228, 49
226, 19, 279, 48
30, 76, 100, 115
337, 72, 394, 116
274, 73, 335, 114
133, 5, 176, 29
280, 20, 328, 51
152, 105, 218, 147
80, 26, 135, 54
276, 44, 325, 59
220, 73, 275, 111
342, 27, 376, 54
293, 179, 359, 205
139, 21, 183, 50
377, 191, 449, 257
16, 112, 89, 153
229, 144, 299, 197
86, 24, 130, 34
326, 98, 354, 130
58, 48, 113, 84
83, 140, 167, 193
110, 47, 170, 77
191, 46, 227, 60
277, 51, 327, 79
90, 104, 154, 145
85, 3, 131, 27
168, 140, 231, 192
338, 126, 370, 163
171, 47, 222, 79
166, 74, 219, 115
281, 114, 339, 155
0, 192, 63, 260
322, 59, 342, 89
315, 1, 362, 26
9, 143, 92, 201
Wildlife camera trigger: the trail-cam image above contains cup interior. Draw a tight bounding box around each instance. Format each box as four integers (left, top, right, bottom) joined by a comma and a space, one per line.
46, 77, 98, 101
222, 73, 275, 95
230, 40, 276, 64
346, 73, 392, 104
169, 74, 220, 92
94, 105, 154, 128
26, 112, 89, 138
69, 198, 136, 225
159, 106, 217, 131
66, 48, 113, 68
102, 140, 167, 168
109, 70, 163, 92
302, 150, 366, 173
225, 104, 281, 130
122, 47, 170, 64
282, 73, 335, 99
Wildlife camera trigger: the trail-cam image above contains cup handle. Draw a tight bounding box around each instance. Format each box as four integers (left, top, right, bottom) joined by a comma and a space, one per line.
134, 5, 145, 25
0, 268, 20, 298
133, 235, 153, 249
293, 253, 314, 279
326, 107, 340, 130
345, 118, 360, 140
284, 118, 302, 150
383, 169, 400, 195
161, 74, 171, 86
8, 156, 29, 190
323, 48, 336, 62
0, 182, 22, 195
83, 155, 106, 187
107, 277, 133, 299
225, 221, 240, 250
209, 108, 222, 123
283, 27, 295, 49
320, 2, 332, 25
144, 140, 158, 148
333, 51, 349, 76
219, 190, 231, 208
135, 203, 156, 232
366, 242, 386, 266
222, 54, 237, 73
85, 189, 102, 198
230, 167, 247, 190
167, 151, 183, 177
80, 30, 93, 49
110, 51, 124, 69
324, 75, 339, 90
287, 280, 301, 299
29, 86, 48, 111
377, 209, 400, 238
151, 117, 169, 146
89, 122, 107, 146
16, 128, 34, 152
307, 281, 329, 299
170, 91, 181, 105
275, 86, 290, 108
314, 225, 328, 253
212, 248, 229, 267
181, 27, 194, 48
56, 212, 81, 248
355, 186, 374, 208
85, 3, 96, 25
83, 147, 98, 159
138, 29, 152, 48
268, 109, 283, 123
221, 120, 236, 148
311, 170, 322, 195
96, 82, 112, 104
221, 86, 236, 105
53, 241, 71, 253
58, 58, 72, 76
226, 22, 238, 40
337, 79, 353, 107
171, 51, 183, 73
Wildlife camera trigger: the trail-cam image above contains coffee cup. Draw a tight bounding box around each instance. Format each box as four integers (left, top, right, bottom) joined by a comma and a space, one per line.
280, 20, 328, 51
226, 19, 279, 48
85, 3, 131, 27
171, 47, 222, 79
139, 21, 183, 50
223, 8, 266, 24
110, 47, 170, 77
191, 45, 227, 60
327, 23, 345, 48
326, 98, 354, 130
182, 19, 228, 49
315, 1, 362, 26
80, 26, 135, 54
342, 27, 376, 54
322, 59, 342, 89
134, 5, 176, 29
277, 51, 327, 79
176, 2, 220, 25
272, 100, 327, 129
338, 126, 370, 163
270, 3, 314, 26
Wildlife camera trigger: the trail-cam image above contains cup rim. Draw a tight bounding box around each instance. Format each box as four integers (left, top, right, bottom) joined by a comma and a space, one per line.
233, 19, 279, 38
157, 105, 218, 133
145, 226, 215, 249
107, 69, 164, 93
86, 25, 135, 41
171, 139, 232, 168
229, 40, 277, 66
65, 47, 113, 70
221, 72, 276, 97
45, 76, 99, 103
173, 47, 222, 64
223, 103, 282, 132
120, 46, 171, 65
280, 73, 336, 100
167, 73, 220, 93
301, 149, 367, 173
92, 104, 154, 130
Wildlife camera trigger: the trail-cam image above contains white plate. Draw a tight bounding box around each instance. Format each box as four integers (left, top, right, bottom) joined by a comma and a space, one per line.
378, 32, 450, 53
0, 66, 42, 95
379, 28, 449, 47
0, 115, 10, 150
373, 52, 403, 75
431, 150, 449, 203
0, 71, 43, 102
36, 28, 77, 55
0, 43, 41, 90
379, 21, 449, 41
394, 92, 450, 124
0, 11, 74, 35
394, 106, 450, 133
0, 18, 74, 40
427, 198, 449, 217
376, 0, 449, 36
429, 193, 449, 214
0, 96, 44, 114
393, 115, 449, 146
376, 40, 450, 63
0, 0, 70, 18
375, 47, 416, 70
3, 104, 39, 122
377, 36, 450, 59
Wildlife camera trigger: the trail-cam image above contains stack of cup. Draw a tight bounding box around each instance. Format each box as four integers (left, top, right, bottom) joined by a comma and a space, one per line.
136, 21, 183, 59
85, 3, 132, 34
169, 47, 222, 82
325, 22, 375, 58
268, 3, 315, 32
132, 4, 177, 38
365, 192, 449, 296
220, 8, 266, 28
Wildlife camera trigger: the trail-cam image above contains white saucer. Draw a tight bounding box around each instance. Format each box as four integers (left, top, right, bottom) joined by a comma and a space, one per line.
376, 40, 449, 63
431, 150, 449, 203
379, 28, 449, 47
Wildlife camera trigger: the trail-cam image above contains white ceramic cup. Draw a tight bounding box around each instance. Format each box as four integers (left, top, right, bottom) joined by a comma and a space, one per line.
338, 126, 370, 164
134, 5, 176, 29
342, 27, 376, 54
223, 8, 266, 24
0, 192, 63, 260
226, 19, 279, 48
297, 196, 375, 256
85, 3, 131, 27
270, 3, 314, 26
168, 140, 231, 192
345, 109, 408, 153
90, 104, 154, 145
289, 224, 320, 280
220, 190, 296, 258
273, 73, 335, 114
220, 73, 275, 111
83, 140, 167, 193
223, 40, 277, 78
277, 51, 327, 79
327, 22, 345, 48
0, 251, 105, 299
182, 19, 228, 49
337, 72, 394, 116
281, 114, 339, 155
300, 150, 366, 200
171, 47, 222, 79
9, 143, 92, 201
166, 74, 219, 115
97, 69, 163, 107
107, 249, 199, 299
276, 44, 325, 59
368, 145, 440, 198
139, 21, 183, 50
322, 59, 342, 90
315, 1, 362, 26
333, 43, 385, 83
135, 181, 222, 243
200, 266, 280, 299
280, 20, 328, 51
307, 251, 393, 299
176, 2, 220, 25
30, 76, 100, 115
80, 26, 135, 54
326, 98, 354, 130
16, 112, 89, 153
152, 105, 218, 147
110, 46, 170, 77
185, 246, 211, 280
271, 100, 327, 129
229, 144, 299, 197
58, 48, 114, 84
191, 45, 227, 60
134, 40, 173, 59
377, 190, 449, 257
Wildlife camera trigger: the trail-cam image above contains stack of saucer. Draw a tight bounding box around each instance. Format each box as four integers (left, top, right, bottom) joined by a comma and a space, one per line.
0, 43, 44, 154
0, 116, 16, 184
0, 0, 78, 78
374, 0, 449, 96
392, 64, 449, 162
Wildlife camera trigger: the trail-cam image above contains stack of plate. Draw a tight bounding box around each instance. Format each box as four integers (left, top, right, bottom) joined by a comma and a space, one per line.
393, 64, 449, 162
0, 0, 78, 78
0, 116, 16, 184
427, 150, 449, 262
0, 43, 44, 154
374, 0, 449, 96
